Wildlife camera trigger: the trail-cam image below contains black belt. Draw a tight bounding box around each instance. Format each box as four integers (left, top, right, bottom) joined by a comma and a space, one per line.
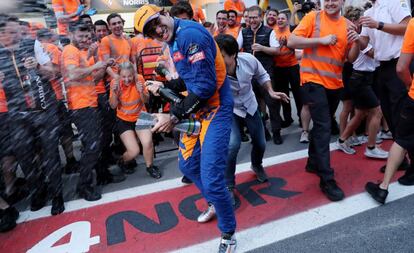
379, 57, 399, 66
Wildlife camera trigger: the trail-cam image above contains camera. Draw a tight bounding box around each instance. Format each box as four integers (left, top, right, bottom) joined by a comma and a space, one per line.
295, 0, 317, 14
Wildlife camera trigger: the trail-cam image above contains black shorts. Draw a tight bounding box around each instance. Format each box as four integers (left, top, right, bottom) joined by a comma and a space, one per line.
348, 70, 379, 109
0, 113, 13, 158
117, 118, 136, 135
395, 97, 414, 152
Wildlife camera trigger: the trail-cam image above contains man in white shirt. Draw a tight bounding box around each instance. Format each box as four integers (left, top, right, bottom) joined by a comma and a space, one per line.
359, 0, 412, 174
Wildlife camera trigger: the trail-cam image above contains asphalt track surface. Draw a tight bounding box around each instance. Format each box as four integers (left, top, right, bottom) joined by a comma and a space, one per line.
3, 103, 414, 253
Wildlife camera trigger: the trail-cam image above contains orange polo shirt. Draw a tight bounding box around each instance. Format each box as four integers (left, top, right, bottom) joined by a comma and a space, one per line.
52, 0, 80, 35
62, 44, 98, 110
293, 11, 351, 89
99, 34, 132, 75
273, 27, 298, 67
401, 18, 414, 100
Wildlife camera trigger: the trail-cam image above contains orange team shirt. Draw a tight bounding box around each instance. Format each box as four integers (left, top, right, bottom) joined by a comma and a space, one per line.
110, 75, 148, 122
224, 0, 245, 24
191, 4, 205, 23
293, 11, 350, 90
43, 42, 64, 100
401, 18, 414, 100
273, 27, 298, 67
62, 44, 98, 110
95, 42, 106, 94
99, 34, 132, 75
52, 0, 80, 35
0, 83, 8, 113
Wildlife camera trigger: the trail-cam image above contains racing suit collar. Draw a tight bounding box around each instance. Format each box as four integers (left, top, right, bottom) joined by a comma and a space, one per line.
168, 18, 180, 46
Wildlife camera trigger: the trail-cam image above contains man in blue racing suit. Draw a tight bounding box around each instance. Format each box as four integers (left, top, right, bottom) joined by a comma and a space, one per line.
134, 5, 237, 253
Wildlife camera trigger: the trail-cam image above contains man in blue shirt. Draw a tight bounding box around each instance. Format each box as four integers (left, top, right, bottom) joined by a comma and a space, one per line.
215, 34, 289, 205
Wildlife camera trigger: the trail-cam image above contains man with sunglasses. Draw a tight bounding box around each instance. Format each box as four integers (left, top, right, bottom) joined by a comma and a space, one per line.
134, 5, 236, 253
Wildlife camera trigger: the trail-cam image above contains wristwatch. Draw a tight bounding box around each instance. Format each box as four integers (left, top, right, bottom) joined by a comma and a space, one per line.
377, 21, 385, 30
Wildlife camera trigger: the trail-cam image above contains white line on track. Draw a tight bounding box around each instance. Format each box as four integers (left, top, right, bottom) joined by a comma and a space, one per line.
173, 182, 414, 253
17, 143, 337, 223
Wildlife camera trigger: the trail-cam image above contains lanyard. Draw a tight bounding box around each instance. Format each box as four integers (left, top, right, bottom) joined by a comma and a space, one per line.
10, 52, 25, 89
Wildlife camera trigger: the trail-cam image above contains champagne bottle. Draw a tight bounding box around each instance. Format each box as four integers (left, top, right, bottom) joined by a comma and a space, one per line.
135, 112, 201, 136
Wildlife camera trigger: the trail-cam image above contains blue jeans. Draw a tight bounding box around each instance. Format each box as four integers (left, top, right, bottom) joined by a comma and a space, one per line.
225, 110, 266, 188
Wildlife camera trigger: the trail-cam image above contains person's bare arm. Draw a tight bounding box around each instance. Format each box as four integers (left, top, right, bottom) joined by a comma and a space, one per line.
347, 30, 361, 63
359, 16, 410, 36
66, 61, 105, 81
396, 52, 413, 88
287, 33, 336, 49
252, 44, 281, 55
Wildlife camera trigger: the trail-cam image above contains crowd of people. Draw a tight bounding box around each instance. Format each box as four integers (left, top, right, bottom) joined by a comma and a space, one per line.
1, 0, 414, 252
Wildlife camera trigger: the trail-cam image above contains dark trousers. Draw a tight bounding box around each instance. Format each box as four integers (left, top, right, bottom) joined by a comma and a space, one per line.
97, 93, 115, 174
253, 80, 282, 132
10, 108, 62, 197
273, 64, 303, 121
377, 58, 408, 134
226, 110, 266, 188
302, 83, 341, 182
57, 100, 75, 159
71, 107, 102, 190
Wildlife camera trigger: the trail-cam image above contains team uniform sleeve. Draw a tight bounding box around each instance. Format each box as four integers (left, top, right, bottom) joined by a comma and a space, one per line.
177, 28, 218, 100
269, 30, 280, 48
389, 0, 411, 24
292, 11, 315, 38
237, 30, 243, 50
401, 19, 414, 53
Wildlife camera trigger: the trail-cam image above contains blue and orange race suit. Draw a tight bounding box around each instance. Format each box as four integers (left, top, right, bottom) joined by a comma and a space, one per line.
168, 18, 236, 234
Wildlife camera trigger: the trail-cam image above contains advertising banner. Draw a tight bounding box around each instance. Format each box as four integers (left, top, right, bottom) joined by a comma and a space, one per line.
91, 0, 173, 11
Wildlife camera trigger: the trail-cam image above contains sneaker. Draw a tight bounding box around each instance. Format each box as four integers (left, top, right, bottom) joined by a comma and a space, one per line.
365, 182, 388, 204
147, 165, 162, 179
218, 233, 237, 253
197, 204, 216, 223
300, 131, 309, 143
349, 136, 362, 146
358, 135, 368, 144
359, 135, 383, 144
378, 130, 393, 140
251, 165, 268, 183
272, 131, 283, 145
181, 176, 193, 184
320, 179, 345, 201
364, 147, 389, 159
336, 139, 356, 155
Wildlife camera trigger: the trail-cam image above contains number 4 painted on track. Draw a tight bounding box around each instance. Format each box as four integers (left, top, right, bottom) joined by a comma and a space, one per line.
27, 221, 100, 253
